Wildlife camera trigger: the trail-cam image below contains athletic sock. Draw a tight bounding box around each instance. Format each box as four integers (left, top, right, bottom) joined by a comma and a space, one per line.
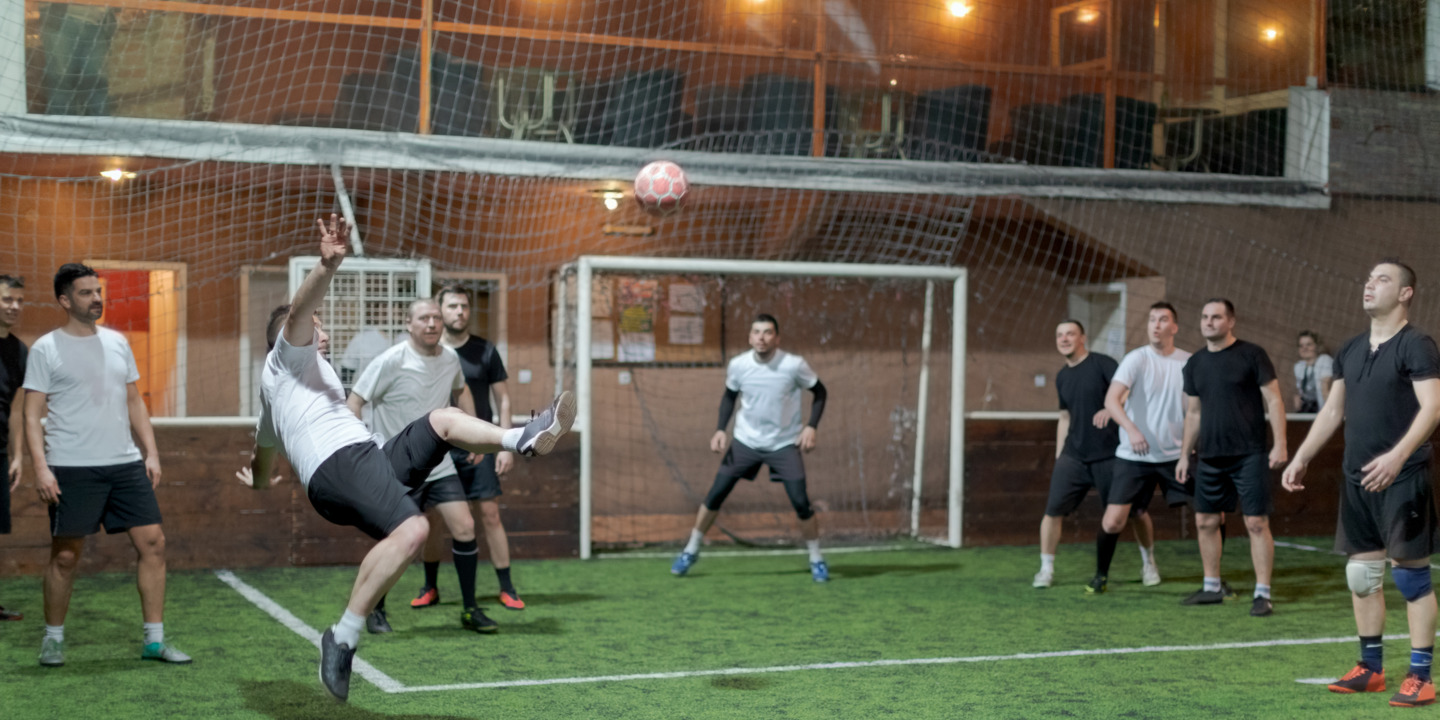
683, 529, 704, 555
1138, 545, 1154, 567
143, 622, 164, 646
45, 625, 64, 642
374, 594, 386, 612
494, 565, 516, 595
1412, 646, 1434, 681
423, 561, 440, 590
1203, 576, 1221, 593
1095, 531, 1120, 577
500, 428, 523, 452
333, 610, 365, 648
452, 540, 479, 609
806, 539, 823, 564
1040, 553, 1055, 573
1254, 584, 1271, 600
1360, 635, 1384, 673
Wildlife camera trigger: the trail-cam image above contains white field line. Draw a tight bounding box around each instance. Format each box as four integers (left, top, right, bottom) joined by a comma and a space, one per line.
596, 544, 917, 560
395, 634, 1413, 693
213, 569, 405, 694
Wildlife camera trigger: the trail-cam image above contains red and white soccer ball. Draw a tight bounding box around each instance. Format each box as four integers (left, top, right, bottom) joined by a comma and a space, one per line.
633, 160, 688, 217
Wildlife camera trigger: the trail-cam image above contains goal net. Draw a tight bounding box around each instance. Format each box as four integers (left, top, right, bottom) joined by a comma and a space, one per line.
557, 257, 964, 555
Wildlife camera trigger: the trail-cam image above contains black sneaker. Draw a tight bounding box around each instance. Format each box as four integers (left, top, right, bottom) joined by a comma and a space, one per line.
365, 608, 392, 634
516, 392, 576, 457
319, 628, 356, 701
1220, 580, 1236, 598
1250, 596, 1274, 617
1085, 575, 1107, 594
1181, 588, 1226, 605
461, 607, 499, 634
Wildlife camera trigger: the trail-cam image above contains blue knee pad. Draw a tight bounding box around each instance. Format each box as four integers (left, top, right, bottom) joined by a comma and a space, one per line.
1393, 565, 1434, 602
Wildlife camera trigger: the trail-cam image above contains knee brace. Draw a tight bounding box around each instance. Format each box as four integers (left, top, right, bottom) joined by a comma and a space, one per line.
1393, 565, 1435, 602
1346, 559, 1385, 597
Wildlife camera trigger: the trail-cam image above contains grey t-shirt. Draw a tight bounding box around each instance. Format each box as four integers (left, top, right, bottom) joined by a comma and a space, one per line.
23, 327, 142, 466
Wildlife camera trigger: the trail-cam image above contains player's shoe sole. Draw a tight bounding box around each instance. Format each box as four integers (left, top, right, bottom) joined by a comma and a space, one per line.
1328, 663, 1386, 694
517, 392, 575, 458
1390, 673, 1436, 706
141, 642, 193, 664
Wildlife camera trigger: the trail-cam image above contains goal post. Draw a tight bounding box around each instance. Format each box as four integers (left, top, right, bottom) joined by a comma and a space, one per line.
567, 255, 966, 559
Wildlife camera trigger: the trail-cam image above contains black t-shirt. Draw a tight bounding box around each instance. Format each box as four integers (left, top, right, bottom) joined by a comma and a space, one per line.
1334, 325, 1440, 479
1056, 352, 1120, 462
1182, 339, 1277, 459
0, 333, 26, 455
452, 335, 508, 423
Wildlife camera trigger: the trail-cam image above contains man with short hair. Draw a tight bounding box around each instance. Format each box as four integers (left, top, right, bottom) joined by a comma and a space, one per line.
1094, 302, 1189, 594
671, 313, 830, 582
0, 274, 27, 622
25, 263, 188, 667
410, 284, 524, 612
1177, 299, 1286, 615
1284, 260, 1440, 707
1035, 319, 1141, 589
347, 298, 498, 635
239, 215, 574, 701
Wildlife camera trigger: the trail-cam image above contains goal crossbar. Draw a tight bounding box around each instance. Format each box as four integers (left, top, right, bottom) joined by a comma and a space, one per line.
571, 255, 967, 558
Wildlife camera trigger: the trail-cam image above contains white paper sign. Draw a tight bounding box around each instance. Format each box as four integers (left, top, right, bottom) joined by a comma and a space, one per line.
668, 315, 704, 345
668, 283, 705, 313
618, 332, 656, 362
590, 319, 615, 359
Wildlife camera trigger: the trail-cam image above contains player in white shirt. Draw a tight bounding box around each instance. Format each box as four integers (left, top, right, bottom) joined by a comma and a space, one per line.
24, 263, 189, 667
347, 298, 500, 635
1089, 302, 1191, 595
670, 314, 831, 582
237, 216, 574, 702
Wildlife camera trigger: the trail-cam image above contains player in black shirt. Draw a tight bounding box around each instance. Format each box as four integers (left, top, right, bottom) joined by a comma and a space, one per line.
1177, 299, 1286, 615
0, 274, 26, 622
1284, 260, 1440, 707
411, 284, 526, 611
1033, 320, 1149, 588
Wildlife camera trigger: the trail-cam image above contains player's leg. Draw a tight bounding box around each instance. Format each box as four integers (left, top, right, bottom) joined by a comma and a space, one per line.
103, 460, 188, 660
41, 535, 84, 666
428, 391, 575, 459
1185, 456, 1236, 605
40, 466, 109, 667
1327, 477, 1389, 695
1233, 452, 1276, 615
413, 506, 446, 607
0, 452, 17, 621
1037, 455, 1092, 588
467, 453, 522, 610
673, 442, 763, 576
1091, 459, 1147, 594
431, 490, 498, 633
772, 446, 824, 582
1386, 469, 1440, 706
347, 516, 430, 618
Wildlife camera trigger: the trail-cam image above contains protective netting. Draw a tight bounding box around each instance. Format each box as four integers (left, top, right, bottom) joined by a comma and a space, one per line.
556, 271, 956, 547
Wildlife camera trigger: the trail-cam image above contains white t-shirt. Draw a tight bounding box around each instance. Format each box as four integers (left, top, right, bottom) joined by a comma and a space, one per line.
1111, 344, 1192, 463
23, 327, 143, 466
726, 349, 819, 452
257, 331, 378, 488
1293, 354, 1334, 409
352, 342, 465, 482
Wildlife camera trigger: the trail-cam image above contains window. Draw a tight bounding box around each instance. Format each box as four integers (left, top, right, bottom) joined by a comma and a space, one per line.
88, 260, 187, 417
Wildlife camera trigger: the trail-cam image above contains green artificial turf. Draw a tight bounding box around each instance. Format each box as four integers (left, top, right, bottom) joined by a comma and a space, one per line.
0, 538, 1429, 719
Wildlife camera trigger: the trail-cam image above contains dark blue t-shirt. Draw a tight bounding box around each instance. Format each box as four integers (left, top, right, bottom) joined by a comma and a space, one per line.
1333, 325, 1440, 481
1056, 352, 1120, 462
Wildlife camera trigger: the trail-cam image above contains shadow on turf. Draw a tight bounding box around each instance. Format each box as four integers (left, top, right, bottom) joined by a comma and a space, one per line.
406, 616, 565, 637
13, 658, 138, 677
711, 676, 772, 690
411, 593, 603, 609
240, 679, 468, 720
728, 562, 961, 580
1146, 566, 1340, 601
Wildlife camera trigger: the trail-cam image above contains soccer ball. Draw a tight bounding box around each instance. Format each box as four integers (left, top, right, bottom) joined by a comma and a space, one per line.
633, 161, 688, 216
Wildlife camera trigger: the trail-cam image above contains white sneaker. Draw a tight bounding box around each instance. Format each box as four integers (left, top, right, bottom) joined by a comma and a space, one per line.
1032, 569, 1053, 588
1142, 561, 1161, 587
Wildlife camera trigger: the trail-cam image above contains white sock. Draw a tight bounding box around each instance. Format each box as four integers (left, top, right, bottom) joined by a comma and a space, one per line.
45, 625, 64, 642
333, 610, 365, 648
143, 622, 164, 645
500, 428, 523, 452
807, 539, 823, 563
1254, 584, 1271, 599
1203, 576, 1222, 593
1138, 545, 1154, 566
1040, 553, 1055, 573
683, 529, 703, 555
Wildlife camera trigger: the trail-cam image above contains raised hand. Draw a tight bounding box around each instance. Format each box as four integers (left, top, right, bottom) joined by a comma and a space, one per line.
315, 213, 351, 269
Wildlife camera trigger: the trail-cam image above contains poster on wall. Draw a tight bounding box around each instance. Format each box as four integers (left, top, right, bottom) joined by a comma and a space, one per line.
617, 278, 657, 333
668, 315, 704, 345
668, 283, 705, 314
618, 331, 656, 362
590, 319, 615, 360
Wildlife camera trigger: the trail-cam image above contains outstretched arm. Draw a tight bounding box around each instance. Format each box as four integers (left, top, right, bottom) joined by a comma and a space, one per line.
711, 387, 740, 453
283, 214, 350, 350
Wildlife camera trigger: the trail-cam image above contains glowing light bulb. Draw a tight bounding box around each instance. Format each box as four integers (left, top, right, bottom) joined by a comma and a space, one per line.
100, 169, 135, 181
604, 196, 619, 211
1263, 27, 1279, 41
948, 2, 972, 18
1076, 7, 1099, 23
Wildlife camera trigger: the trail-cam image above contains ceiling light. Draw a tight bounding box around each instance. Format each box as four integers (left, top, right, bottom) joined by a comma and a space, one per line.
1076, 7, 1099, 23
948, 1, 972, 18
100, 169, 136, 181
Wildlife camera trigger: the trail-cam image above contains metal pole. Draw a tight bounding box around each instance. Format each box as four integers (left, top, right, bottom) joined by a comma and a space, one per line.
576, 258, 594, 559
329, 164, 365, 257
910, 280, 934, 538
949, 270, 967, 548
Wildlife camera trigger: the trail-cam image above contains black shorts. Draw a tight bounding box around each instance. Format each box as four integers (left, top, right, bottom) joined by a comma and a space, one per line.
451, 449, 502, 501
1114, 458, 1191, 509
1335, 463, 1439, 559
1194, 453, 1272, 516
703, 441, 813, 519
47, 461, 163, 538
307, 416, 452, 540
1045, 454, 1115, 517
408, 474, 469, 511
0, 453, 9, 535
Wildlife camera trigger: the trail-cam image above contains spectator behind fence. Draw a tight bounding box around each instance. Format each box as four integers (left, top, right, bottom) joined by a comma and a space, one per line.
1293, 330, 1334, 413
